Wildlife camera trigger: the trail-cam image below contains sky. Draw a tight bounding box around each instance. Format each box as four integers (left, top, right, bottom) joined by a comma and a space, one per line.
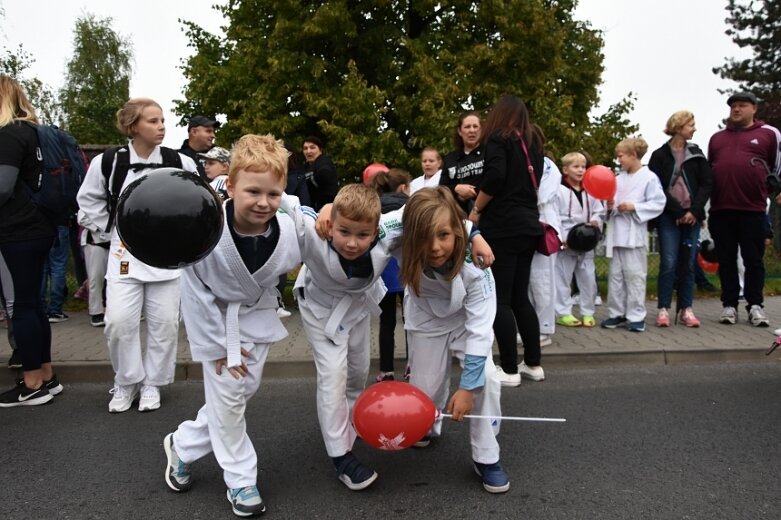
1, 0, 751, 157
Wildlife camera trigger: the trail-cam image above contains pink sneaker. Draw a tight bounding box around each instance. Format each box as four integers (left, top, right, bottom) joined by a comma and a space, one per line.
677, 307, 700, 327
656, 308, 671, 327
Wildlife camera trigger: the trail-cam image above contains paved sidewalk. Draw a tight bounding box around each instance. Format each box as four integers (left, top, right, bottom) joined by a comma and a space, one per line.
2, 296, 780, 384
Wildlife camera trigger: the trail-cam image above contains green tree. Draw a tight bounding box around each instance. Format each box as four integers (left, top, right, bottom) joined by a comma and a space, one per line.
713, 0, 781, 130
59, 14, 133, 144
177, 0, 636, 177
0, 45, 61, 124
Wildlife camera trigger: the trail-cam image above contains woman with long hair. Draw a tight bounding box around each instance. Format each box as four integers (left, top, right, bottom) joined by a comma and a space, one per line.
439, 111, 484, 214
469, 94, 545, 387
0, 74, 60, 406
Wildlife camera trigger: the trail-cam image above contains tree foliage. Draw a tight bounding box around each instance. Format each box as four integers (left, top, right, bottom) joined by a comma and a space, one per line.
0, 45, 61, 125
177, 0, 636, 178
59, 14, 133, 145
713, 0, 781, 130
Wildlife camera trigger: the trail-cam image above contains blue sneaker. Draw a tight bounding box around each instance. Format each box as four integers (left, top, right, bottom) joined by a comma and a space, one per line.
226, 486, 265, 517
626, 320, 646, 332
600, 316, 628, 329
473, 460, 510, 493
332, 452, 378, 490
163, 433, 193, 492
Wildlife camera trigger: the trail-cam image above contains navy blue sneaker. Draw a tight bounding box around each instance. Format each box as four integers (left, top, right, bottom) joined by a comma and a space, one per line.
600, 316, 628, 329
626, 320, 646, 332
332, 452, 378, 490
473, 460, 510, 493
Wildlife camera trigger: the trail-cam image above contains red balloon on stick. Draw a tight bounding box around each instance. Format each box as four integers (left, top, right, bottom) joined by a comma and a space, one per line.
362, 163, 389, 185
583, 165, 617, 200
352, 381, 437, 451
697, 252, 719, 274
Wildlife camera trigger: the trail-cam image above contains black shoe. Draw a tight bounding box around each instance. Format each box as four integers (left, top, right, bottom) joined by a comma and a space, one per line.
333, 452, 378, 490
7, 350, 22, 369
90, 314, 105, 327
0, 383, 53, 407
47, 313, 69, 323
14, 375, 63, 396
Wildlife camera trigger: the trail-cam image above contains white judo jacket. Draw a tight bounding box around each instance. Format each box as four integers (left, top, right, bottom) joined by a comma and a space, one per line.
555, 183, 606, 242
180, 208, 301, 367
605, 166, 666, 257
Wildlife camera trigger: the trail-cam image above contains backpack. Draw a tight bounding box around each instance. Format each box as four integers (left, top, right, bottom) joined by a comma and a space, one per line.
100, 145, 182, 231
24, 122, 88, 225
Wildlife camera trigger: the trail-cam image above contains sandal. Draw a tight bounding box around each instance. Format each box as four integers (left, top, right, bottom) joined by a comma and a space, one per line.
556, 314, 582, 327
581, 315, 596, 328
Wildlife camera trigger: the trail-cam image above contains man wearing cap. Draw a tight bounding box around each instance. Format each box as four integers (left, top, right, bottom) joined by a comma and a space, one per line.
180, 116, 221, 178
199, 146, 231, 200
708, 91, 781, 327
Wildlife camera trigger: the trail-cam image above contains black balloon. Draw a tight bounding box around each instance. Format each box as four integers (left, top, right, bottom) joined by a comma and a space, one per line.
116, 168, 224, 269
700, 239, 718, 263
566, 223, 601, 252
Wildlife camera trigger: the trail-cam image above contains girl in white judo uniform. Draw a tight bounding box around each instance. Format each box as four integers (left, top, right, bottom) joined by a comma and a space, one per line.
600, 138, 666, 332
163, 135, 300, 517
76, 98, 198, 413
554, 152, 605, 327
282, 184, 494, 491
400, 186, 508, 493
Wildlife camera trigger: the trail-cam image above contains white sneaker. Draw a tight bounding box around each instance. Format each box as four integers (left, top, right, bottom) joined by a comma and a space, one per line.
518, 362, 545, 381
276, 307, 292, 318
108, 384, 139, 413
138, 385, 161, 412
495, 367, 521, 387
719, 306, 737, 325
594, 295, 603, 306
539, 335, 552, 347
748, 305, 770, 327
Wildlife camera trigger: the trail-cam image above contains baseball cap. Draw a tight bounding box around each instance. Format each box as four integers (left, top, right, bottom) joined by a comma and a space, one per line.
188, 115, 221, 130
197, 146, 231, 163
727, 91, 759, 106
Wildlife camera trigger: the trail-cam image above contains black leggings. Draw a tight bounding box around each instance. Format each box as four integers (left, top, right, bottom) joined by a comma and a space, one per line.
489, 235, 540, 373
378, 291, 404, 373
0, 237, 53, 371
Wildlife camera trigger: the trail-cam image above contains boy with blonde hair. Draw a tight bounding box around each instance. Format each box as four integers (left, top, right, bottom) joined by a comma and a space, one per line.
554, 152, 605, 327
600, 138, 666, 332
281, 183, 494, 491
163, 134, 301, 517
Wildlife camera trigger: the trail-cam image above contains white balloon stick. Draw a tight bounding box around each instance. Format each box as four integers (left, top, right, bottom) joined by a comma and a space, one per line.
439, 413, 566, 422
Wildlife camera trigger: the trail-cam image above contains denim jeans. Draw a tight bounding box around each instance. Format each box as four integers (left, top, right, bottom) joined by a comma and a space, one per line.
41, 225, 70, 315
656, 213, 699, 310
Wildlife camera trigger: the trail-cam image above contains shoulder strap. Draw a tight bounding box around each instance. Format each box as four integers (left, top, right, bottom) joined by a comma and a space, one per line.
513, 129, 538, 191
103, 146, 130, 232
159, 146, 183, 169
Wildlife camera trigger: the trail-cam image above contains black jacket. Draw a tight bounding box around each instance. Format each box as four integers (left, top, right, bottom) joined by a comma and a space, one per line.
648, 141, 712, 223
179, 139, 207, 179
304, 154, 338, 211
438, 145, 484, 214
478, 130, 543, 241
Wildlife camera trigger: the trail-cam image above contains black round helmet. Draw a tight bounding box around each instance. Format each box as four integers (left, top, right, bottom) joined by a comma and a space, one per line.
700, 239, 718, 263
566, 223, 601, 252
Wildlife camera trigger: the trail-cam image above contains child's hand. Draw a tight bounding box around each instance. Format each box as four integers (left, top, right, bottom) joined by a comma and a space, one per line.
617, 201, 635, 213
216, 347, 251, 379
446, 389, 474, 421
471, 235, 494, 268
315, 204, 333, 239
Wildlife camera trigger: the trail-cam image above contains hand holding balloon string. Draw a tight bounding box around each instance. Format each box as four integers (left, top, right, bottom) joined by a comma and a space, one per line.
446, 389, 474, 421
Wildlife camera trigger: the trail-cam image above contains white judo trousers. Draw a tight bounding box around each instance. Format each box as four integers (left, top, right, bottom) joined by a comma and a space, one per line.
173, 344, 269, 489
299, 304, 371, 458
606, 246, 648, 322
555, 249, 598, 317
83, 243, 108, 316
529, 252, 557, 335
104, 278, 180, 386
407, 330, 502, 464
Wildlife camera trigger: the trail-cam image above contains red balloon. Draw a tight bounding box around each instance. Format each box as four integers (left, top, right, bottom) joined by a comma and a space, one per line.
697, 251, 719, 273
583, 165, 617, 200
352, 381, 437, 451
362, 163, 388, 185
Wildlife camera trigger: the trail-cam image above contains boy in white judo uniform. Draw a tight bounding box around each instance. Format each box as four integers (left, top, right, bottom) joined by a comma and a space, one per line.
163, 135, 301, 517
281, 184, 494, 491
600, 138, 666, 332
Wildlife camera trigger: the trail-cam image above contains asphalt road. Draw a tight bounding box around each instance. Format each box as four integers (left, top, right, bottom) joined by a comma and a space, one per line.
1, 362, 780, 519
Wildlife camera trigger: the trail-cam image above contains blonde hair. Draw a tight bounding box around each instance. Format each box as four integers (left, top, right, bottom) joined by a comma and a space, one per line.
615, 137, 648, 159
421, 146, 442, 165
370, 168, 412, 195
400, 186, 467, 296
333, 183, 381, 225
0, 74, 39, 126
229, 134, 289, 186
561, 152, 586, 169
115, 98, 162, 137
664, 110, 695, 136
